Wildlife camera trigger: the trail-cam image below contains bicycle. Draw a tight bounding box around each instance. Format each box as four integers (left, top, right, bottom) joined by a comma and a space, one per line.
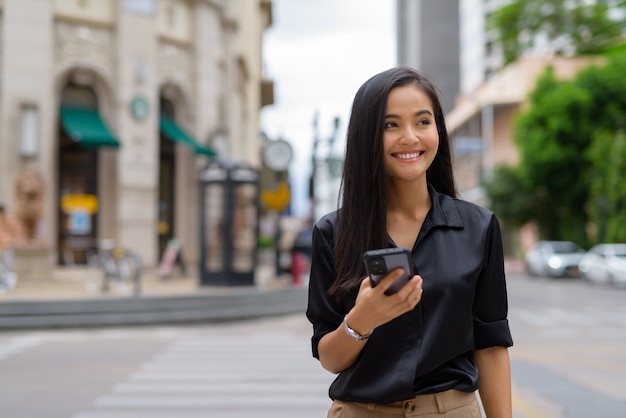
85, 240, 143, 296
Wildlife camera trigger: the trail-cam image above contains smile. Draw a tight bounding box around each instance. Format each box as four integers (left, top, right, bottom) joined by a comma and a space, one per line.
394, 151, 424, 160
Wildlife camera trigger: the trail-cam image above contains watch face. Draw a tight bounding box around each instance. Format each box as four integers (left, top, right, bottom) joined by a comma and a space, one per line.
263, 140, 293, 171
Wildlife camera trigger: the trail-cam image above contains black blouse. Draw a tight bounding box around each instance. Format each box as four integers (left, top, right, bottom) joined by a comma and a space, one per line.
306, 188, 514, 404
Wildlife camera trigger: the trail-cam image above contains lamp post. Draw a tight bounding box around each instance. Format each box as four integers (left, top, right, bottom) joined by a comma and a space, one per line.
261, 138, 293, 278
309, 113, 340, 224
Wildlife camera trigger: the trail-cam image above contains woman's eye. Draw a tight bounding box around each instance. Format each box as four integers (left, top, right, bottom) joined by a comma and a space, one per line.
417, 119, 431, 126
384, 121, 397, 129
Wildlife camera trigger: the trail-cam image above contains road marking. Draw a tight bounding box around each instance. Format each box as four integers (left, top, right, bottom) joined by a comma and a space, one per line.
94, 394, 330, 408
127, 371, 330, 382
73, 332, 333, 417
73, 330, 567, 418
512, 391, 558, 418
112, 381, 330, 394
74, 411, 328, 418
509, 306, 626, 340
514, 350, 626, 372
0, 336, 42, 360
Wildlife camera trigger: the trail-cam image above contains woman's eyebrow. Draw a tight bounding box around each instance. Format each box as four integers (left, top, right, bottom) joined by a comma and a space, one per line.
385, 109, 433, 118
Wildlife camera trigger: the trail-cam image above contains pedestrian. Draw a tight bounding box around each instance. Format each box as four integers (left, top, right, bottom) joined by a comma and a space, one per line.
306, 67, 513, 418
0, 203, 20, 291
0, 202, 19, 254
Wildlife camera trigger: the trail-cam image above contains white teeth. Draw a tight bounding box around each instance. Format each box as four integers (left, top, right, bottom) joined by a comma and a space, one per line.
396, 152, 420, 159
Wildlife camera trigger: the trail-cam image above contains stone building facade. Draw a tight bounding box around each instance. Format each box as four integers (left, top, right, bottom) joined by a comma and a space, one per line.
0, 0, 273, 271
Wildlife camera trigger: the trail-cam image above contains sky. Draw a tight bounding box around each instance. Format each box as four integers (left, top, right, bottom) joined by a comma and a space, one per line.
260, 0, 397, 217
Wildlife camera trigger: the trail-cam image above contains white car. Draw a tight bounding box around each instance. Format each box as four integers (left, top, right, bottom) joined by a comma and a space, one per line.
525, 241, 585, 278
579, 243, 626, 287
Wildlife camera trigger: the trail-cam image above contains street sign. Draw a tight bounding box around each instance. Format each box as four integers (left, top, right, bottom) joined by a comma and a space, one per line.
261, 181, 290, 211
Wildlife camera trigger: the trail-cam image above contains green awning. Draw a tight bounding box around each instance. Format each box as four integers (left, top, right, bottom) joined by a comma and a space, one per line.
160, 117, 216, 157
60, 107, 120, 148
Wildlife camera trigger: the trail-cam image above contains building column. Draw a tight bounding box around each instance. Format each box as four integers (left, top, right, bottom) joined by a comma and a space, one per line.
114, 2, 159, 265
481, 103, 495, 178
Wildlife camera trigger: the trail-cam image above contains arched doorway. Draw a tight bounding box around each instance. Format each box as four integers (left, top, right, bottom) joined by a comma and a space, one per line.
57, 82, 119, 265
158, 97, 176, 259
157, 92, 217, 265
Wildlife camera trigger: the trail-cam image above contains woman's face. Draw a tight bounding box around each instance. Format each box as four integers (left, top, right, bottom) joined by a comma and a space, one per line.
382, 83, 439, 184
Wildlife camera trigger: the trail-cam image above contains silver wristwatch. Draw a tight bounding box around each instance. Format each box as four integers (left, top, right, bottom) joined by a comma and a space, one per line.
343, 315, 373, 341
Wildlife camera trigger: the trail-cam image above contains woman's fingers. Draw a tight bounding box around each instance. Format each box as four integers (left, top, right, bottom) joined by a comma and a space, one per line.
354, 274, 423, 329
389, 276, 423, 311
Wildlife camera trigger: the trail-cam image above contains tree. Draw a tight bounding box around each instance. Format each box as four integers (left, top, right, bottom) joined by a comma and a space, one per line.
488, 0, 626, 65
483, 52, 626, 245
481, 166, 533, 227
573, 52, 626, 243
515, 67, 593, 245
587, 129, 626, 242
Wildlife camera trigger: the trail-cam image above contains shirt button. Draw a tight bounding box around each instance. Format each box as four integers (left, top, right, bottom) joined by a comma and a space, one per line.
404, 401, 416, 413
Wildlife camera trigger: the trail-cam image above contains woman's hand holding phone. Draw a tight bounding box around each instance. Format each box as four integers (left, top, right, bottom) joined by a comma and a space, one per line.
346, 268, 423, 338
363, 248, 414, 295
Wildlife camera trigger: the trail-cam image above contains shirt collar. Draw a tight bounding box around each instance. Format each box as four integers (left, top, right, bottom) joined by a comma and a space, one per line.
425, 183, 464, 230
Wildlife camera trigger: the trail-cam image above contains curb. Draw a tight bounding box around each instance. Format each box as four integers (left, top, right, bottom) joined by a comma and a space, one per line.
0, 286, 308, 330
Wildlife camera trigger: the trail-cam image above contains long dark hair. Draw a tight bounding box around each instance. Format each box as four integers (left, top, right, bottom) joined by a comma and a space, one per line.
330, 67, 457, 297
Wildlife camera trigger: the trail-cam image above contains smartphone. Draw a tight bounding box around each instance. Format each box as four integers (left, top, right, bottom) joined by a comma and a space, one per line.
362, 247, 414, 295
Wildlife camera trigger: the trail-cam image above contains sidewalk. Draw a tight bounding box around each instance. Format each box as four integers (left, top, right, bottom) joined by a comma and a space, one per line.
0, 264, 308, 330
0, 260, 523, 330
0, 264, 294, 301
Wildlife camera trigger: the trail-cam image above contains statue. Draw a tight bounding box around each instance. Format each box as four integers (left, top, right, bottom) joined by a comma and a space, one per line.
2, 168, 50, 282
14, 167, 46, 246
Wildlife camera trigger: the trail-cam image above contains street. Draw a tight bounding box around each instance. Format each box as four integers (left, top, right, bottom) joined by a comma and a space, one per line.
0, 273, 625, 418
0, 314, 333, 418
506, 273, 626, 417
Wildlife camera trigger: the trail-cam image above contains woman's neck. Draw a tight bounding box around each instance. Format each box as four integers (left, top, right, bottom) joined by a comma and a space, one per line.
385, 179, 431, 249
386, 178, 430, 219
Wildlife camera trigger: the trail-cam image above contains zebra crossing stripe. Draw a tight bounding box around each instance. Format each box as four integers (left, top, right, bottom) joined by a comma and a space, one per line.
0, 336, 42, 360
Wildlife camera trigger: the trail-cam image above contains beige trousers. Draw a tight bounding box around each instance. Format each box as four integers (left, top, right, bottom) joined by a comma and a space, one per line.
327, 389, 481, 418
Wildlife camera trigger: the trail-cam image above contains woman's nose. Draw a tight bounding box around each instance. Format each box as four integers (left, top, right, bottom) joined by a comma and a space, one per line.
399, 126, 418, 144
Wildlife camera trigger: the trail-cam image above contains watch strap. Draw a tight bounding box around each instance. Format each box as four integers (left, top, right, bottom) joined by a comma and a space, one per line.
343, 315, 373, 341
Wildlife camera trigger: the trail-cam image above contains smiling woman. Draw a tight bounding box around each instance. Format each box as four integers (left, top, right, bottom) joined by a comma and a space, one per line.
306, 67, 514, 418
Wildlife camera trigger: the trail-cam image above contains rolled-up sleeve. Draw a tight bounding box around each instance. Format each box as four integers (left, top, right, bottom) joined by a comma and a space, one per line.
306, 220, 345, 359
472, 215, 514, 349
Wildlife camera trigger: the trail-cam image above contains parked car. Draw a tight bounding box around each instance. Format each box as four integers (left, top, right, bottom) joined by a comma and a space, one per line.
579, 243, 626, 287
525, 240, 585, 278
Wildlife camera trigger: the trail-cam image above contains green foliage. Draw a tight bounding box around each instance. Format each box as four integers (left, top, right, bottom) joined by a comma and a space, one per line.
587, 129, 626, 242
602, 42, 626, 57
488, 0, 626, 65
481, 166, 533, 227
483, 51, 626, 245
513, 67, 592, 245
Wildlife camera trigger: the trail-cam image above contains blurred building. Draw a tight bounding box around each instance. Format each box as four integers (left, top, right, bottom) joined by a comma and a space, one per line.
396, 0, 461, 114
447, 55, 604, 205
396, 0, 610, 203
396, 0, 504, 202
460, 0, 508, 94
396, 0, 610, 257
397, 0, 513, 113
0, 0, 273, 269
